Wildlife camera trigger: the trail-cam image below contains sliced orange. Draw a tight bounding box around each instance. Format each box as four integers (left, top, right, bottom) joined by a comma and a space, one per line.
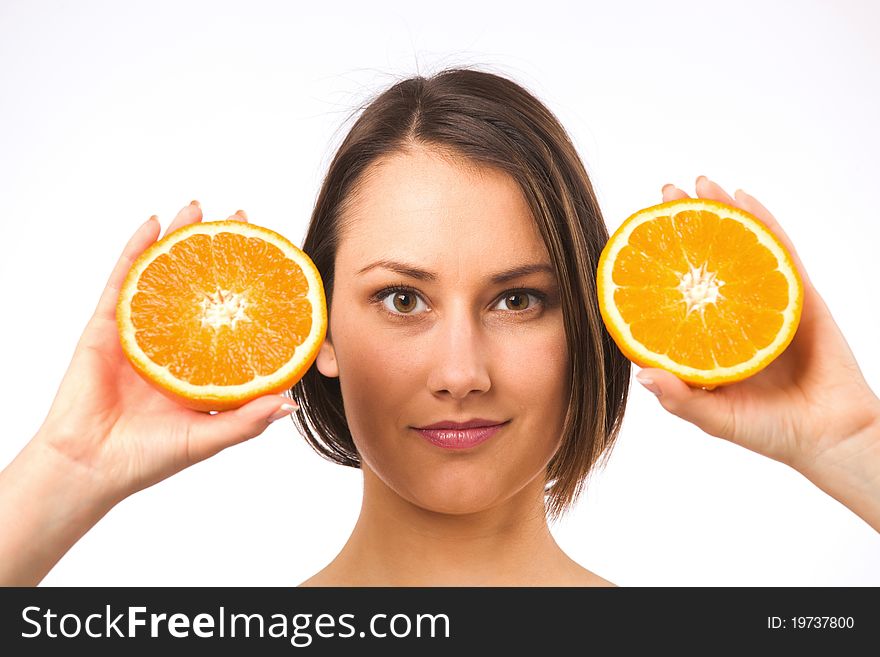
597, 198, 803, 389
117, 220, 327, 411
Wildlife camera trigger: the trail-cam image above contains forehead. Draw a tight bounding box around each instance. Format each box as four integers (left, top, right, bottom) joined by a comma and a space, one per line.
336, 148, 549, 273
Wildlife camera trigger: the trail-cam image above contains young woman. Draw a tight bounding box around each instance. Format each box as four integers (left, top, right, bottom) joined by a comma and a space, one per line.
1, 68, 877, 586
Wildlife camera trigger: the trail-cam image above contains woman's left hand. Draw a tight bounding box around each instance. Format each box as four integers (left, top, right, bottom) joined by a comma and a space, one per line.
637, 176, 880, 487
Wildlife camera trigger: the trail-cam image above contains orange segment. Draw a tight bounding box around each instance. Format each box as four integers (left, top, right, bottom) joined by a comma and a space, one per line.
117, 220, 327, 411
671, 209, 721, 267
612, 246, 682, 287
628, 215, 690, 271
597, 198, 803, 388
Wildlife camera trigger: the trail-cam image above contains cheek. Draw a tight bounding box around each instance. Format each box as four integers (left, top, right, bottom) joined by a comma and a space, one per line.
331, 321, 422, 442
500, 322, 569, 407
481, 321, 570, 488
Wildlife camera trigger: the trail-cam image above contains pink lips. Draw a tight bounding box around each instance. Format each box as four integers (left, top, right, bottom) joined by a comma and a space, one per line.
413, 419, 509, 450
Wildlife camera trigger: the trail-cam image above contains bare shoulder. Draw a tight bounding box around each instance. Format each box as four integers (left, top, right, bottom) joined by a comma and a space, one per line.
297, 564, 618, 587
559, 558, 617, 587
298, 562, 359, 586
568, 568, 617, 587
298, 570, 335, 587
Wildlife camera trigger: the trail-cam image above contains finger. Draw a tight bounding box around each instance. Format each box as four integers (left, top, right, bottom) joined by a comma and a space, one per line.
695, 175, 737, 206
662, 183, 690, 203
93, 215, 162, 321
228, 209, 248, 222
184, 395, 299, 463
163, 200, 203, 237
734, 189, 811, 288
635, 368, 735, 439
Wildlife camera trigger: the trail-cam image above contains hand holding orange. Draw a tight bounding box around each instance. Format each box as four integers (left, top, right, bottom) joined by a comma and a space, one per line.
597, 195, 803, 389
116, 218, 327, 412
604, 177, 880, 484
30, 202, 321, 514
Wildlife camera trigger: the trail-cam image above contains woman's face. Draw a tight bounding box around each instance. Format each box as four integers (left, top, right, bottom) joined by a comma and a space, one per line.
316, 147, 569, 515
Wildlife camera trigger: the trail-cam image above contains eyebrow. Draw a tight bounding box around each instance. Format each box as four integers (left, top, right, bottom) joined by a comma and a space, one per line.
356, 259, 555, 284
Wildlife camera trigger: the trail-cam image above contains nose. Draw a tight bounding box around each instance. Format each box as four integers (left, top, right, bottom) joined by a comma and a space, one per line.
426, 305, 491, 400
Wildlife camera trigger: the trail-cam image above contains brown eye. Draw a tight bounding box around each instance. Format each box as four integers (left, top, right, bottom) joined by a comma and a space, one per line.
504, 292, 530, 311
392, 291, 417, 313
493, 290, 544, 313
377, 288, 428, 315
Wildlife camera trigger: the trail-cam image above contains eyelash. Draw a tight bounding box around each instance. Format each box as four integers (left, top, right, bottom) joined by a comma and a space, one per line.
370, 283, 548, 319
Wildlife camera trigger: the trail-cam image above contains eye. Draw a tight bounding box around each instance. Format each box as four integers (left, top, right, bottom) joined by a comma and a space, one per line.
377, 287, 430, 315
492, 290, 544, 312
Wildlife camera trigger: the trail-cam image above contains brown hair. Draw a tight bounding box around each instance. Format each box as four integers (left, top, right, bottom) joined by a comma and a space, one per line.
289, 66, 630, 521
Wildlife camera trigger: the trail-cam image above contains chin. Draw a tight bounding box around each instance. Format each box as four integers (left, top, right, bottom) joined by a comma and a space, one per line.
402, 476, 505, 516
411, 496, 499, 516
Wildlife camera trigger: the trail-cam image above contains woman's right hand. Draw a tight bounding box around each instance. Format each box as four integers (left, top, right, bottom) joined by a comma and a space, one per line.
0, 202, 297, 584
38, 202, 298, 502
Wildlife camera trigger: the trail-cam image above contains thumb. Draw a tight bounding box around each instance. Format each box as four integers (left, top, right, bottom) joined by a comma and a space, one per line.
635, 368, 733, 439
186, 395, 300, 463
93, 215, 162, 322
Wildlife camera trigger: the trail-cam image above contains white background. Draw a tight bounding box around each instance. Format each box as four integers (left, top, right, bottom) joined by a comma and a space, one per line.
1, 0, 878, 586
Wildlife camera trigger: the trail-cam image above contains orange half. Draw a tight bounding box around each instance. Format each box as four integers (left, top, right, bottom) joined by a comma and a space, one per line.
117, 220, 327, 411
597, 198, 803, 388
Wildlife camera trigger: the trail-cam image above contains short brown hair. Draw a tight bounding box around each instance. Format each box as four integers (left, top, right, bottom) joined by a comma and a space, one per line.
290, 66, 630, 520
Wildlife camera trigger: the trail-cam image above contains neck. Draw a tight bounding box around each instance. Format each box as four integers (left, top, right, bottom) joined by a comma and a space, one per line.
311, 466, 584, 586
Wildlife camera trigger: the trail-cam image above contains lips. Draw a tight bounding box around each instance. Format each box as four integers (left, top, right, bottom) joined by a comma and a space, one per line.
413, 419, 509, 450
415, 418, 506, 430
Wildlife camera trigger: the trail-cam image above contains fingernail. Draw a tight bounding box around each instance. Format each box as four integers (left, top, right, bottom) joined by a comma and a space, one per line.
235, 209, 248, 220
696, 175, 708, 185
145, 214, 158, 226
268, 403, 298, 423
662, 183, 675, 193
636, 374, 662, 397
190, 200, 200, 208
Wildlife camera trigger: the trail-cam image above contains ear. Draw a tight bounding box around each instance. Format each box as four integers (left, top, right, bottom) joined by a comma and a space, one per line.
316, 336, 339, 378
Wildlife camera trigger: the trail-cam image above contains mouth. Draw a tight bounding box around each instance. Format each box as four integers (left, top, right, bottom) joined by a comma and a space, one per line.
412, 420, 510, 450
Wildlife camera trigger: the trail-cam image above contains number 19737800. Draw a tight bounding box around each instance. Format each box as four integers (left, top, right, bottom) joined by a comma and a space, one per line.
768, 616, 854, 630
